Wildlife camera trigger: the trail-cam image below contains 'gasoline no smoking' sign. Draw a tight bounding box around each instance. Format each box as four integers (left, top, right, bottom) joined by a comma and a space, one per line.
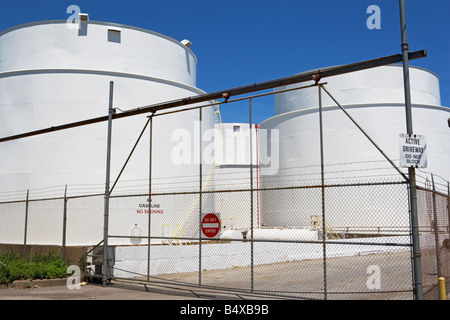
201, 213, 221, 239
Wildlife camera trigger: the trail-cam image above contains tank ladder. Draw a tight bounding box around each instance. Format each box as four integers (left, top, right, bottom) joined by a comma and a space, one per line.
310, 215, 341, 240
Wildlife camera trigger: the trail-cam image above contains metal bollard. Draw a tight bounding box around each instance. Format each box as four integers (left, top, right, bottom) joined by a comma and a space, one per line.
439, 277, 447, 300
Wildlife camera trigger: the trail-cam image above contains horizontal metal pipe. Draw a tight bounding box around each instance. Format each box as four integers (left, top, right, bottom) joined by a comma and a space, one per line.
151, 82, 323, 118
0, 50, 426, 143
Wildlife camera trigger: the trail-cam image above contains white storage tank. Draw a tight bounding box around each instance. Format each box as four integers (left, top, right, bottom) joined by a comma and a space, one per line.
0, 20, 215, 245
259, 65, 450, 229
213, 123, 259, 230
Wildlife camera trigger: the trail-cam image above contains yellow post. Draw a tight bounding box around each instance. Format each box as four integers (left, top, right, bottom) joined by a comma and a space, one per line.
439, 277, 447, 300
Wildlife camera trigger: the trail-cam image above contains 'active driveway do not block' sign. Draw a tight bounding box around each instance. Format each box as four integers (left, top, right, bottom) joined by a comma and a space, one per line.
399, 133, 427, 168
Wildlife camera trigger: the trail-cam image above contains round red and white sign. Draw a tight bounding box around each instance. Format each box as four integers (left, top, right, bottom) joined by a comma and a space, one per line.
201, 213, 220, 238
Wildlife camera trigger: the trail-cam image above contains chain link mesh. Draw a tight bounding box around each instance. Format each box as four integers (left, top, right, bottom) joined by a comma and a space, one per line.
1, 173, 449, 299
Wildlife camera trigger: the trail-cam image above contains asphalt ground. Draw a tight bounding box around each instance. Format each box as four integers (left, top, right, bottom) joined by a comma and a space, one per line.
0, 251, 422, 301
1, 249, 447, 316
0, 280, 300, 319
0, 279, 284, 301
0, 277, 446, 320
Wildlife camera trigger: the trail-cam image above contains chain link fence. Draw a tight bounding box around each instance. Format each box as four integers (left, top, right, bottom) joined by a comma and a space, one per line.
416, 173, 450, 299
0, 83, 448, 300
2, 170, 448, 300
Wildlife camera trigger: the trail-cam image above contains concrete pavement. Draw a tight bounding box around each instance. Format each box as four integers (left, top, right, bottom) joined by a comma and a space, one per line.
0, 279, 284, 300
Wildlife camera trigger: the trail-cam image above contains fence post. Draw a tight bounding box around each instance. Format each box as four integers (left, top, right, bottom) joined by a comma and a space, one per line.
147, 114, 153, 281
22, 189, 29, 259
399, 0, 423, 300
198, 106, 203, 287
447, 181, 450, 237
318, 84, 327, 300
431, 174, 442, 282
103, 81, 114, 287
62, 185, 68, 262
249, 98, 254, 293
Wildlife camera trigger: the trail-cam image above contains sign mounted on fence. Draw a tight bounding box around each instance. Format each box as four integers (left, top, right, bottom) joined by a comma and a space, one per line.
201, 212, 221, 239
399, 133, 427, 168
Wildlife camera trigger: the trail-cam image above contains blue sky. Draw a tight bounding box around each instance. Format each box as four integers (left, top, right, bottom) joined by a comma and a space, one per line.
1, 0, 449, 124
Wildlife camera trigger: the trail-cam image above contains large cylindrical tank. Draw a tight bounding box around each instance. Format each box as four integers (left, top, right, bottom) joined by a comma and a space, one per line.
0, 21, 215, 245
259, 65, 450, 229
